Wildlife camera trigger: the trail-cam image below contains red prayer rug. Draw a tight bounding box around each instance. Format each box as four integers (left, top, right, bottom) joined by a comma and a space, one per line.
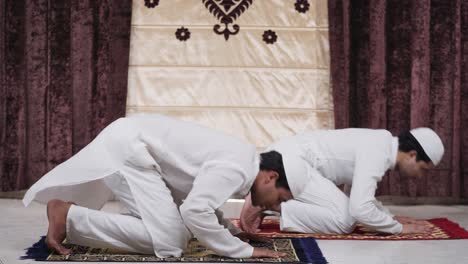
231, 218, 468, 240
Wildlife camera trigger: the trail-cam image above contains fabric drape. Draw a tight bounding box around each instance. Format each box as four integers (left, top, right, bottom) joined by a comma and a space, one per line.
0, 0, 132, 191
328, 0, 468, 199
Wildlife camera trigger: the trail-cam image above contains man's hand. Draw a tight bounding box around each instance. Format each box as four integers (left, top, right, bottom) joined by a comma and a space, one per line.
401, 223, 433, 234
240, 193, 265, 233
237, 231, 284, 258
252, 247, 286, 258
235, 232, 272, 243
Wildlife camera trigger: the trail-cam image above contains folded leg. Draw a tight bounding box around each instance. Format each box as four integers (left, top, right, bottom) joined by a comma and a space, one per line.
66, 205, 154, 254
118, 163, 191, 257
280, 168, 356, 234
68, 169, 190, 257
100, 168, 191, 257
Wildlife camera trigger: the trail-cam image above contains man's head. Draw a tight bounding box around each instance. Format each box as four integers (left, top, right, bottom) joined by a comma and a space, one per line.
396, 128, 444, 178
250, 151, 293, 210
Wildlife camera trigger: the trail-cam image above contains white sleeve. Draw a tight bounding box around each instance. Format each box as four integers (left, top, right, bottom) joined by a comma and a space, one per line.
374, 199, 394, 217
179, 161, 253, 258
349, 151, 403, 234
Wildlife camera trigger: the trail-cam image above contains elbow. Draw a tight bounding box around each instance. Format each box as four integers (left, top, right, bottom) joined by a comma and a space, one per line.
349, 200, 378, 223
179, 202, 210, 229
349, 202, 366, 221
179, 203, 195, 225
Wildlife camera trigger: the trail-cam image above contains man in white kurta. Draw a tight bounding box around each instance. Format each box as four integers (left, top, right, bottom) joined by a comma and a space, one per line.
23, 114, 296, 258
240, 128, 444, 235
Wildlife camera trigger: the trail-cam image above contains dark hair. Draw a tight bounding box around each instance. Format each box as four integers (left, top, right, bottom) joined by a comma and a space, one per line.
259, 151, 290, 190
398, 131, 431, 162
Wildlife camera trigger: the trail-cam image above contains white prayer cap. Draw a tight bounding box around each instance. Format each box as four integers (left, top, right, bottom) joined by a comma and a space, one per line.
410, 127, 444, 165
266, 142, 310, 198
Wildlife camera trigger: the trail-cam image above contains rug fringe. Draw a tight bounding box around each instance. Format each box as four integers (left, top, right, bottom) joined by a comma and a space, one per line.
20, 236, 50, 261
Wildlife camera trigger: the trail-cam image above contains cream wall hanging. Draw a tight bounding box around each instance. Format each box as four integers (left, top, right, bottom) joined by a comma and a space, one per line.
127, 0, 333, 149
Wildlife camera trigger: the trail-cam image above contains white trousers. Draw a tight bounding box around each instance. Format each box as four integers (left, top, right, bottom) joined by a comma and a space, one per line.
65, 166, 190, 257
280, 167, 357, 234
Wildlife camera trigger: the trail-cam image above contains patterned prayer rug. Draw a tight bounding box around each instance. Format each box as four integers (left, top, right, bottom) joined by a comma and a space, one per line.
22, 237, 327, 263
230, 218, 468, 240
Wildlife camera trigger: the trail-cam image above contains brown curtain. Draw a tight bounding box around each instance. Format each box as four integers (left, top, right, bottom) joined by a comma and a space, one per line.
328, 0, 468, 200
0, 0, 132, 192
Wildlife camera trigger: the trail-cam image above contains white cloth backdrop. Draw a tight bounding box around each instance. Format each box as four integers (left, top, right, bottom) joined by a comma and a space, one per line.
126, 0, 332, 149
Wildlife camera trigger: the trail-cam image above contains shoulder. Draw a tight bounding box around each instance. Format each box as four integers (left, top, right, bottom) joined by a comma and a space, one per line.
341, 128, 392, 143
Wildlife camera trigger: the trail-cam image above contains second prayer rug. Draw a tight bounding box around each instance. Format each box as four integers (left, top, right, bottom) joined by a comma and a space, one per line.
23, 237, 327, 264
230, 218, 468, 240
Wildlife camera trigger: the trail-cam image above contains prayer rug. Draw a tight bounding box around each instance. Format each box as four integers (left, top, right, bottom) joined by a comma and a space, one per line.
230, 218, 468, 240
22, 237, 327, 263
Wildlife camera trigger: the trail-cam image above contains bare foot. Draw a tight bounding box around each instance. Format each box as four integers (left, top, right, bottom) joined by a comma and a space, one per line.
46, 199, 73, 255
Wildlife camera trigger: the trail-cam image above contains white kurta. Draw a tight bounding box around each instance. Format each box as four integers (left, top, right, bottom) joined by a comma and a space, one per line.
270, 128, 402, 234
23, 114, 259, 258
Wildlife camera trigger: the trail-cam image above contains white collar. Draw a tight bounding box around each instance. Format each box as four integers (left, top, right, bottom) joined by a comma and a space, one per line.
389, 136, 398, 170
242, 153, 260, 197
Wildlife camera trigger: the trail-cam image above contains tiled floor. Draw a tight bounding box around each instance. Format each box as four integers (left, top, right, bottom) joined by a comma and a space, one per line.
1, 199, 468, 264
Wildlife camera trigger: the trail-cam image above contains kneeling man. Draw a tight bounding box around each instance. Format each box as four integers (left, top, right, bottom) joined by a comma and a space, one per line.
23, 114, 302, 259
241, 128, 444, 235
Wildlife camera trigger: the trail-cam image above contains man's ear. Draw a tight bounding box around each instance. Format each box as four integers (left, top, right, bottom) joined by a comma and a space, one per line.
267, 171, 279, 182
409, 150, 418, 159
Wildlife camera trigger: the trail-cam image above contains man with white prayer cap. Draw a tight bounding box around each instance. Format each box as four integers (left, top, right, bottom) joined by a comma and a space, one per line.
240, 127, 444, 235
22, 114, 298, 259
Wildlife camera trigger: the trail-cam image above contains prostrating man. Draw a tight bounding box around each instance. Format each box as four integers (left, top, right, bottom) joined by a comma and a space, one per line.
23, 114, 303, 259
240, 128, 444, 235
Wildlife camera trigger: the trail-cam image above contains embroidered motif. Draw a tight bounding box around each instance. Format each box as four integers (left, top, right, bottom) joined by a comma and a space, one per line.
295, 0, 310, 13
202, 0, 253, 40
263, 30, 277, 44
144, 0, 160, 9
175, 27, 191, 41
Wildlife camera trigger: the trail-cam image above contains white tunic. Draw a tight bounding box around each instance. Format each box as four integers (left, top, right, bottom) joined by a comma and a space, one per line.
23, 114, 259, 258
270, 128, 402, 234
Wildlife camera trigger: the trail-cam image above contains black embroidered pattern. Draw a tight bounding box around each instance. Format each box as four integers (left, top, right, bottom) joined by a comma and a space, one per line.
295, 0, 310, 13
175, 27, 191, 41
262, 30, 277, 44
202, 0, 253, 41
144, 0, 160, 8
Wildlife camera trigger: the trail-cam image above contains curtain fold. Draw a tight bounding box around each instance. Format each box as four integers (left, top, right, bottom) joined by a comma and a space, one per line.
328, 0, 468, 199
0, 0, 132, 191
